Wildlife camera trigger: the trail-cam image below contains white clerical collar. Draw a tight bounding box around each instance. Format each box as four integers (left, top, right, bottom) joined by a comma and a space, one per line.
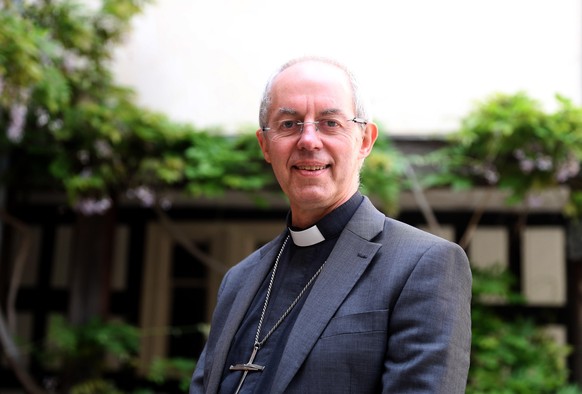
288, 225, 326, 247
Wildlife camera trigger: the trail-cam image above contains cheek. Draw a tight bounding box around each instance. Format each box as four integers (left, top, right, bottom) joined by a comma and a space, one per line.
334, 140, 361, 163
266, 146, 289, 171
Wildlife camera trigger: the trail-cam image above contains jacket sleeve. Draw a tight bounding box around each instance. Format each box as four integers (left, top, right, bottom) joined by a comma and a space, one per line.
382, 241, 472, 393
189, 344, 207, 394
189, 266, 235, 394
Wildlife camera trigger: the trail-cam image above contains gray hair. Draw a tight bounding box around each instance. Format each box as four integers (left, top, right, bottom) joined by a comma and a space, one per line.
258, 56, 371, 129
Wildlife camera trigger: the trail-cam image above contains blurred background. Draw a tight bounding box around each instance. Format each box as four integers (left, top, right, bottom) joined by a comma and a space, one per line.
112, 0, 581, 135
1, 0, 582, 393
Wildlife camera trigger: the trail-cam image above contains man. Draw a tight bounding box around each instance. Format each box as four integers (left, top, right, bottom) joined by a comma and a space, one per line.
190, 56, 472, 393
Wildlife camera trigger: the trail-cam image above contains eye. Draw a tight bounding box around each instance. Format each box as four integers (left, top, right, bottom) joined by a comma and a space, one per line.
324, 119, 341, 128
319, 118, 344, 132
280, 120, 296, 129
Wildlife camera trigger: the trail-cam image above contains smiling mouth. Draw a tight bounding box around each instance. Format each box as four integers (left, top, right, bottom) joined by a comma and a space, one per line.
295, 165, 329, 171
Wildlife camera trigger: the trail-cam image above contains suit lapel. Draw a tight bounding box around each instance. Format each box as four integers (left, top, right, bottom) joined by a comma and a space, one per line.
270, 198, 385, 393
206, 234, 286, 393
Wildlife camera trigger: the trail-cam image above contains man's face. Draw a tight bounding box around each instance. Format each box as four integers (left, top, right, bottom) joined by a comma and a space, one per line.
256, 61, 377, 227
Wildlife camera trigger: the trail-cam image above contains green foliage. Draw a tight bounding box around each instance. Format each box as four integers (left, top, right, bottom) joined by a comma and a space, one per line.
40, 315, 201, 393
0, 0, 276, 215
0, 10, 44, 96
70, 379, 124, 394
360, 132, 407, 216
469, 265, 582, 394
43, 315, 140, 370
147, 357, 196, 391
421, 92, 582, 216
183, 131, 274, 196
41, 315, 140, 392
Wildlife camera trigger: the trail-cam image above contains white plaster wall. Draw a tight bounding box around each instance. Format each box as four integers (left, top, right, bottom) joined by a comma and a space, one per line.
470, 227, 509, 270
112, 0, 582, 135
522, 227, 567, 306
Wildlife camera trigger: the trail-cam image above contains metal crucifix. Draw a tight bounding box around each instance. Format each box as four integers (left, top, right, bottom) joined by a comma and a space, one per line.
229, 345, 265, 394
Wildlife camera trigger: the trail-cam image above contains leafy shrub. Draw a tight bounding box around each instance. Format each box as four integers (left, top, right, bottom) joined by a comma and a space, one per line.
469, 265, 582, 393
41, 315, 197, 393
422, 92, 582, 217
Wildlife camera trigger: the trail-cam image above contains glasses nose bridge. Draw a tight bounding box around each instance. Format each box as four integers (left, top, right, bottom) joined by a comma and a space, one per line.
298, 120, 320, 134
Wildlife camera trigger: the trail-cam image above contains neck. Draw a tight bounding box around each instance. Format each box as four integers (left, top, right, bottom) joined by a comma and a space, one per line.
290, 215, 322, 229
290, 200, 349, 229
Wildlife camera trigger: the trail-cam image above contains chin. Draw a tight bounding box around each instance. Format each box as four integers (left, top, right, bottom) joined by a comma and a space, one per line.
291, 190, 331, 207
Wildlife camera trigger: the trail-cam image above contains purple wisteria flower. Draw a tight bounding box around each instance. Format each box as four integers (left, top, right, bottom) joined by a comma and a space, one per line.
7, 103, 27, 143
75, 197, 112, 215
126, 186, 156, 207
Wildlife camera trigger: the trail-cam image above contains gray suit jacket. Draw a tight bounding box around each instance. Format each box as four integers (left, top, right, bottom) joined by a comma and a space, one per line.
190, 197, 472, 393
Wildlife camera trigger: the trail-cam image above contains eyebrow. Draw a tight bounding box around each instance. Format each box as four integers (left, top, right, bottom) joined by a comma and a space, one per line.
274, 107, 345, 117
276, 107, 298, 117
319, 108, 344, 117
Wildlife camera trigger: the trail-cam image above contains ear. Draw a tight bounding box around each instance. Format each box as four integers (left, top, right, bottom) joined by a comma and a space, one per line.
358, 122, 378, 159
256, 128, 272, 163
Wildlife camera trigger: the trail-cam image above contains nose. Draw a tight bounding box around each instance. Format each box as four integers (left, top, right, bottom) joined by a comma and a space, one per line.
296, 122, 322, 150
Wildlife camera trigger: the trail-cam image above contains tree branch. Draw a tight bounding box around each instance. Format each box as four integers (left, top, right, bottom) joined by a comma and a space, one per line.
0, 210, 45, 393
153, 205, 229, 274
405, 164, 441, 233
458, 189, 493, 250
0, 210, 33, 334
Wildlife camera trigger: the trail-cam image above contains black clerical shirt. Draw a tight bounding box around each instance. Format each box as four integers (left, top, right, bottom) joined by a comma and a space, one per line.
219, 192, 364, 394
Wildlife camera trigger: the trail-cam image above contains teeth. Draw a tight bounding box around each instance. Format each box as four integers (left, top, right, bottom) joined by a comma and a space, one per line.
297, 165, 326, 171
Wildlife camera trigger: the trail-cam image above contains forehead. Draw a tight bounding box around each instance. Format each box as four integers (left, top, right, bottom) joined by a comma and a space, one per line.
269, 61, 354, 117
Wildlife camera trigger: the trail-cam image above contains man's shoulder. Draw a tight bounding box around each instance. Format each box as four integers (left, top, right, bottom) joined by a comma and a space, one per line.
350, 198, 448, 242
227, 234, 285, 272
382, 216, 460, 246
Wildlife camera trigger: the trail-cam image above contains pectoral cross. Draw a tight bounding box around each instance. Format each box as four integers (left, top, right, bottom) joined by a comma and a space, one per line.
229, 344, 265, 394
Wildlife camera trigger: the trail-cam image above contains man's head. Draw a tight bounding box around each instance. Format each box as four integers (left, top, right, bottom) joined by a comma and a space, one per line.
256, 57, 378, 228
259, 57, 371, 130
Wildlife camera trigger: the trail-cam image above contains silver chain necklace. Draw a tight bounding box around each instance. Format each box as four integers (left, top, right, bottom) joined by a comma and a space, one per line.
229, 235, 327, 394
